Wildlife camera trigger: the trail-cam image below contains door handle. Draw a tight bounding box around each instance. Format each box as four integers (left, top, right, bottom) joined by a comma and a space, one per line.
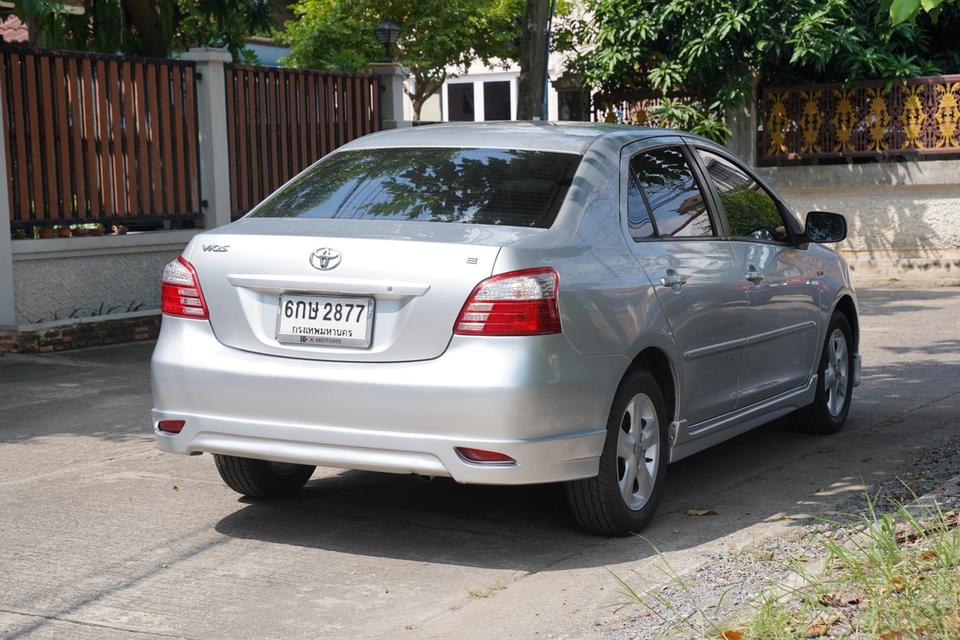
745, 265, 764, 283
660, 270, 687, 288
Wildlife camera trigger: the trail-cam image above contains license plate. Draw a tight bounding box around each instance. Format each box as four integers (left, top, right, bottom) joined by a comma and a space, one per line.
276, 294, 374, 348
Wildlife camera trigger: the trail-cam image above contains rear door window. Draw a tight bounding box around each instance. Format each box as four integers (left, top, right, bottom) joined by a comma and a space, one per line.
626, 174, 655, 240
251, 147, 582, 228
629, 147, 715, 238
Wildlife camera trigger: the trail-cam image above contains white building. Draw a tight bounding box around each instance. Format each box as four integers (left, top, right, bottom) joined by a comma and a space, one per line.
404, 52, 589, 123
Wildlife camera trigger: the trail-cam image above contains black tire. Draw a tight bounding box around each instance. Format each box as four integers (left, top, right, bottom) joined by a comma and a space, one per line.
791, 312, 854, 434
214, 454, 315, 498
565, 368, 670, 536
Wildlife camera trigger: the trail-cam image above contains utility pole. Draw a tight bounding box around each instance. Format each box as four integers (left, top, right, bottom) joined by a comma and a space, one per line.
516, 0, 550, 120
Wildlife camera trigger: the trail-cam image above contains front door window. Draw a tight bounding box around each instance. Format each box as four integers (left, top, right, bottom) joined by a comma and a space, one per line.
696, 150, 788, 243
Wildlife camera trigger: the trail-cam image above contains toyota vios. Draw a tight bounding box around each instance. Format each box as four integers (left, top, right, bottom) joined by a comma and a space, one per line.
152, 122, 861, 535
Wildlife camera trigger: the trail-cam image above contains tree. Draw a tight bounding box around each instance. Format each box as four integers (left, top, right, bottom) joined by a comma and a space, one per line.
14, 0, 274, 61
515, 0, 550, 120
562, 0, 960, 141
281, 0, 524, 121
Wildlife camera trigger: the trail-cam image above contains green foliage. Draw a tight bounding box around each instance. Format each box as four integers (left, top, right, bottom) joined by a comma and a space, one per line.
889, 0, 956, 24
14, 0, 131, 53
280, 0, 525, 119
175, 0, 274, 62
13, 0, 273, 61
563, 0, 960, 142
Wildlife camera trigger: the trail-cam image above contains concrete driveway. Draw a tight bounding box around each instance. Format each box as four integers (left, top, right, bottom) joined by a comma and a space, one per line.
2, 288, 960, 640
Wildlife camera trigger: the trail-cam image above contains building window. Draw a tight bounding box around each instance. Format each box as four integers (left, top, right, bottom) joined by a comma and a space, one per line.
448, 84, 475, 122
483, 81, 511, 121
553, 72, 589, 122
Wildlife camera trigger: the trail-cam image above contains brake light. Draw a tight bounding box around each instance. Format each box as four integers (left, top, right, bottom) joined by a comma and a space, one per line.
454, 267, 561, 335
161, 257, 209, 319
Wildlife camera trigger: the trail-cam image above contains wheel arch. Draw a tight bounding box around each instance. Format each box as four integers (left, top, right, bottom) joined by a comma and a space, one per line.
624, 346, 679, 426
832, 294, 860, 352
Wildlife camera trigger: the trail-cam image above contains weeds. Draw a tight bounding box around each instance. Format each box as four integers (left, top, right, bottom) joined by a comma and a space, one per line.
747, 498, 960, 639
614, 494, 960, 639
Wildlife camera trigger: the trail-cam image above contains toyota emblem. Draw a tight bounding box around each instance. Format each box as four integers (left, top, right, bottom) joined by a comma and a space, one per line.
309, 248, 341, 271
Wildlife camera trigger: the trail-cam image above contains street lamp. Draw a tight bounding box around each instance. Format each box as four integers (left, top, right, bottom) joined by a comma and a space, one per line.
373, 20, 402, 62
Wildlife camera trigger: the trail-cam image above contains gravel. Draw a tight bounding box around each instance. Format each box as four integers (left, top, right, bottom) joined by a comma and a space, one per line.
606, 428, 960, 640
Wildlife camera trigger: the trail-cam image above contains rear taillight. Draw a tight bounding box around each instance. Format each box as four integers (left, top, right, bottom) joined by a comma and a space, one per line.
161, 257, 209, 319
454, 267, 561, 336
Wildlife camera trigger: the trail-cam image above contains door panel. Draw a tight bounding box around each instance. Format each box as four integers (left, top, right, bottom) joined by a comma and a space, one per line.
633, 241, 749, 424
732, 241, 821, 406
689, 146, 820, 406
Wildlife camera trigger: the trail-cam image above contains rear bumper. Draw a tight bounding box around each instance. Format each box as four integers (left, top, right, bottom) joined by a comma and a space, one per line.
151, 317, 623, 484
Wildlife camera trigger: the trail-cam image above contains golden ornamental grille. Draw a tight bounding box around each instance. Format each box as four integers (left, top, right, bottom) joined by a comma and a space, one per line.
758, 76, 960, 164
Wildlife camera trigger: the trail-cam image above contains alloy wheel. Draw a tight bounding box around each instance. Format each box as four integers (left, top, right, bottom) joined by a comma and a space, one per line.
616, 393, 661, 510
823, 328, 849, 417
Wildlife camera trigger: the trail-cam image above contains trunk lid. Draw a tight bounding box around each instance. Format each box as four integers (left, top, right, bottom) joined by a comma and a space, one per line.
186, 218, 540, 362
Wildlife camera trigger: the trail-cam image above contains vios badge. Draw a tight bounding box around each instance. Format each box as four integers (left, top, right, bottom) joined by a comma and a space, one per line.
309, 247, 341, 271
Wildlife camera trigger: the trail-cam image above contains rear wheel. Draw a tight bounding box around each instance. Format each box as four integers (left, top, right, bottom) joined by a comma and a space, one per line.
214, 454, 315, 498
792, 312, 854, 434
565, 369, 669, 536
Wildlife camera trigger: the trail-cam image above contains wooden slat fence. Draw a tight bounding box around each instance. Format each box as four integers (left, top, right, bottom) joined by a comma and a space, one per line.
0, 46, 202, 228
758, 75, 960, 164
225, 65, 380, 218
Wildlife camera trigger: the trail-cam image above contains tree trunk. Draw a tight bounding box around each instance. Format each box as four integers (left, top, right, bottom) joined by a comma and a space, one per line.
516, 0, 550, 120
121, 0, 170, 57
412, 96, 424, 122
405, 71, 445, 123
24, 15, 49, 48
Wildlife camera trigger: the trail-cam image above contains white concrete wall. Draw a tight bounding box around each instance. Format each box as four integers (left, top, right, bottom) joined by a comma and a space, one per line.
759, 160, 960, 286
10, 231, 196, 324
419, 93, 441, 121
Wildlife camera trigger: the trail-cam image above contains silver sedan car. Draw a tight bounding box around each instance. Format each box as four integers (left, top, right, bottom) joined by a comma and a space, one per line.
152, 122, 861, 535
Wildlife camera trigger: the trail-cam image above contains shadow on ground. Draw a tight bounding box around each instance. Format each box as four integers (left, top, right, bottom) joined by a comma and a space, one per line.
211, 413, 907, 571
856, 288, 960, 317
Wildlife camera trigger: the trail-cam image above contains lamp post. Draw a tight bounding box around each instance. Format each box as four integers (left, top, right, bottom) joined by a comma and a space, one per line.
373, 20, 402, 62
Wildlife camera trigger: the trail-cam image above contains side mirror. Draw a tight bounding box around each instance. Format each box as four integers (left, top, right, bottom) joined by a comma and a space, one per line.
803, 211, 847, 244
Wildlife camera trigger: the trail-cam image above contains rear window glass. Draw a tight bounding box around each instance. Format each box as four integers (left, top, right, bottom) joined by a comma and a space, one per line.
250, 147, 582, 228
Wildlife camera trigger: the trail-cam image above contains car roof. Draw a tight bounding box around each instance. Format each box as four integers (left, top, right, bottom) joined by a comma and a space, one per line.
338, 121, 705, 155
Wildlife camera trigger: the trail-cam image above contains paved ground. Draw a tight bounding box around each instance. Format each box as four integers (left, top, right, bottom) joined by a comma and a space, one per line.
2, 288, 960, 640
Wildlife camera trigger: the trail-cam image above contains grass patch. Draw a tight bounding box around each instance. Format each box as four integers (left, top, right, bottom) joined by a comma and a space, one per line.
745, 499, 960, 639
615, 495, 960, 639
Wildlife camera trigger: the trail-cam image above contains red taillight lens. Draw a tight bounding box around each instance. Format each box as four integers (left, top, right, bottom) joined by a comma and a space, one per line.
161, 257, 209, 319
454, 267, 561, 336
157, 420, 185, 433
456, 447, 516, 464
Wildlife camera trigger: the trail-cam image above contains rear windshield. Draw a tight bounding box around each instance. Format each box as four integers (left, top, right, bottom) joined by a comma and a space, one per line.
250, 147, 581, 228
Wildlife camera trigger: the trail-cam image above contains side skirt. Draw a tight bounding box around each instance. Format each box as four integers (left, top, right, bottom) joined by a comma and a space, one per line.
669, 375, 818, 463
